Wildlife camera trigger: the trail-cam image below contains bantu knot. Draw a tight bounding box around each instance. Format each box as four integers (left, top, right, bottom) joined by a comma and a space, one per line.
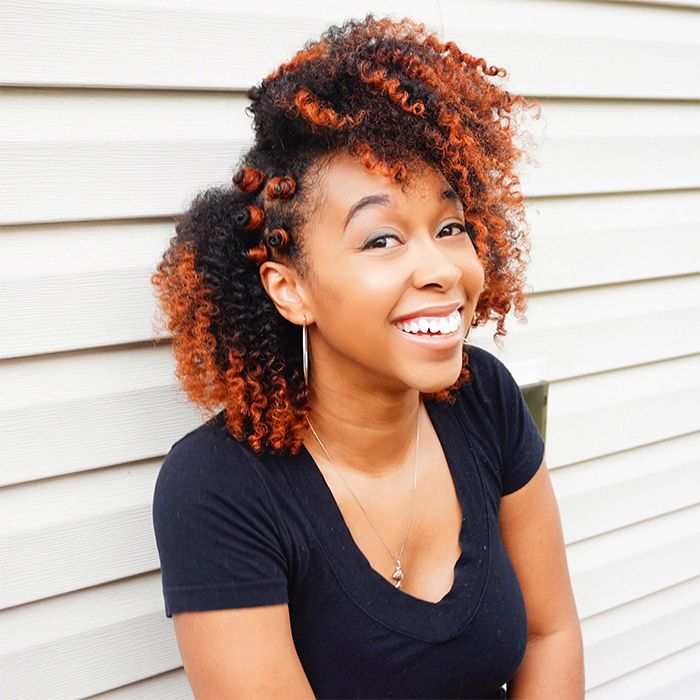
265, 227, 290, 249
246, 242, 269, 265
232, 203, 265, 231
233, 166, 265, 195
266, 176, 297, 200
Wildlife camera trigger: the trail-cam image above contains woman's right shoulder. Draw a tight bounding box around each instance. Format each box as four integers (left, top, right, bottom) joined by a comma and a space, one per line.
154, 411, 263, 506
151, 411, 292, 617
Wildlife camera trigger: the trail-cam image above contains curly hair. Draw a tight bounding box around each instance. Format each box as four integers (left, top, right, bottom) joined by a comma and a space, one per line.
151, 13, 541, 457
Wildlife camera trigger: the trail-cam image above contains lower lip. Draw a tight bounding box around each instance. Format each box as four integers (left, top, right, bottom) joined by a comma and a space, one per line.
391, 313, 465, 351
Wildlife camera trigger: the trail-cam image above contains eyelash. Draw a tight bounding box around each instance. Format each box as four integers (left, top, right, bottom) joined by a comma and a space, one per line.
363, 223, 472, 250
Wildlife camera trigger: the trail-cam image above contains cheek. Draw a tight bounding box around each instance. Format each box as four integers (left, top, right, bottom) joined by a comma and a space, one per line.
339, 268, 401, 313
313, 280, 369, 333
316, 276, 399, 349
464, 257, 485, 293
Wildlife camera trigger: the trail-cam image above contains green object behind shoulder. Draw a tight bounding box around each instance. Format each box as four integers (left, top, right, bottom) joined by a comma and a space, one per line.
521, 380, 548, 444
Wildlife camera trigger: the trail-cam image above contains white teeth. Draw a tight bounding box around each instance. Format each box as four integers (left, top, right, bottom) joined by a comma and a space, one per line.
394, 309, 461, 336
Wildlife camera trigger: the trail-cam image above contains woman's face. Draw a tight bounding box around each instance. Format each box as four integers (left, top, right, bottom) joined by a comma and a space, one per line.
282, 151, 484, 396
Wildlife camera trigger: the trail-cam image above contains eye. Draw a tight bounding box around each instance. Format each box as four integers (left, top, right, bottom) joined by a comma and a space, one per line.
438, 223, 470, 238
362, 232, 401, 250
445, 222, 479, 245
362, 222, 473, 250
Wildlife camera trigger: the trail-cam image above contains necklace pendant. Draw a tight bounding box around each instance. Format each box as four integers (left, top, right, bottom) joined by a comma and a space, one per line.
392, 560, 404, 589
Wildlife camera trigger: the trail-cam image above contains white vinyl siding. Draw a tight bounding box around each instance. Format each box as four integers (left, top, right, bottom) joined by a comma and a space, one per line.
1, 1, 698, 697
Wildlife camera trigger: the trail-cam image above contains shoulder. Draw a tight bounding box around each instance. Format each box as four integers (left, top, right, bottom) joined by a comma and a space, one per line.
465, 343, 516, 385
458, 344, 521, 415
151, 412, 292, 616
450, 344, 510, 446
152, 411, 272, 526
456, 344, 545, 496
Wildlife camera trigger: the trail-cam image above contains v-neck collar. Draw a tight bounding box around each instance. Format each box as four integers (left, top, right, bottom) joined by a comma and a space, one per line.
282, 395, 491, 643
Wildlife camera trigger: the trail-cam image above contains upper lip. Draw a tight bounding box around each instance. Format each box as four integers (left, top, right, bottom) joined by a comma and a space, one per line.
392, 301, 463, 324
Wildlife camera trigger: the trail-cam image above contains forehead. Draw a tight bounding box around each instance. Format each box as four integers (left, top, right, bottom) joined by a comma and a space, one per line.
313, 151, 453, 213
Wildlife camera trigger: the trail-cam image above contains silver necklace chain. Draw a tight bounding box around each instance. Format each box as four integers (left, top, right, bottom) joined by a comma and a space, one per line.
305, 411, 420, 589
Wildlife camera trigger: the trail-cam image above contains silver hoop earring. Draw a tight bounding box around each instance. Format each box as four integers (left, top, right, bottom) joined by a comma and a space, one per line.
302, 315, 309, 385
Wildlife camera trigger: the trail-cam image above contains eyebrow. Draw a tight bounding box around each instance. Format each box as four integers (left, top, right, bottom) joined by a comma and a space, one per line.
342, 187, 462, 232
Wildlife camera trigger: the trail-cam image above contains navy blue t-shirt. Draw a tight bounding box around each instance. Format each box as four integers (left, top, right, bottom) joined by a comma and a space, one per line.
152, 344, 546, 699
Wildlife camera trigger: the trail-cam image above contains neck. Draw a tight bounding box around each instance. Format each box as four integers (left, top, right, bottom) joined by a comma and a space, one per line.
304, 378, 423, 480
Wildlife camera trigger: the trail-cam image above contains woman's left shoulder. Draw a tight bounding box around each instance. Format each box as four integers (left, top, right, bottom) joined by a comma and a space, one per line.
459, 344, 546, 497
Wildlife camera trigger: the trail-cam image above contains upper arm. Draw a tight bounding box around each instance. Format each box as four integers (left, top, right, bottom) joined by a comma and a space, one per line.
152, 432, 291, 615
173, 603, 315, 699
498, 454, 581, 638
481, 349, 580, 637
151, 429, 314, 696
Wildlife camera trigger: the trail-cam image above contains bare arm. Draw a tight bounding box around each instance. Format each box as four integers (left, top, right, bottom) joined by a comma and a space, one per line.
173, 603, 316, 699
507, 626, 584, 700
498, 456, 585, 699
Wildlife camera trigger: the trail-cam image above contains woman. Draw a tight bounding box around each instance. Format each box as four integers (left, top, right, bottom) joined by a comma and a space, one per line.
151, 13, 584, 699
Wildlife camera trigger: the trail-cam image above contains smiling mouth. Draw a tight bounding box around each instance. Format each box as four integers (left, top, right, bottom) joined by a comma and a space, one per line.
392, 307, 463, 337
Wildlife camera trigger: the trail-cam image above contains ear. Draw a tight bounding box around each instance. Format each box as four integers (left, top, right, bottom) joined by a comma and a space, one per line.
258, 261, 313, 325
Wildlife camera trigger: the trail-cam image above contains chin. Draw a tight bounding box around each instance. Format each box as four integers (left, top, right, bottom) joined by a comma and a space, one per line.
409, 363, 464, 395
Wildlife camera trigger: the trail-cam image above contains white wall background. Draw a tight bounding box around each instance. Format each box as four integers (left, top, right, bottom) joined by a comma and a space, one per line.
1, 1, 699, 697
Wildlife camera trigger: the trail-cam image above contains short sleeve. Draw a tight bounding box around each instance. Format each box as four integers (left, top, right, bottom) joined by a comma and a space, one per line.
491, 355, 546, 495
151, 426, 290, 617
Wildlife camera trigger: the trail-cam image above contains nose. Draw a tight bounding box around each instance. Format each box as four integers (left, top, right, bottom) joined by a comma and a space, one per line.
409, 235, 464, 290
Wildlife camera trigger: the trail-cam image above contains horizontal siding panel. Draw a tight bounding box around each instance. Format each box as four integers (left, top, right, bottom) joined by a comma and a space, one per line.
0, 461, 161, 608
3, 197, 698, 361
0, 345, 203, 487
570, 505, 700, 617
553, 432, 700, 543
1, 221, 174, 360
472, 274, 700, 381
1, 1, 697, 98
587, 641, 700, 700
441, 0, 700, 99
0, 134, 239, 225
2, 93, 699, 224
0, 573, 180, 700
88, 668, 191, 700
581, 576, 700, 688
612, 0, 700, 8
520, 101, 700, 197
546, 353, 700, 466
527, 190, 700, 291
0, 0, 441, 90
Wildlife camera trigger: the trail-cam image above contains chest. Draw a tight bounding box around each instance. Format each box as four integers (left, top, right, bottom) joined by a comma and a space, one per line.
275, 396, 525, 697
315, 429, 464, 604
